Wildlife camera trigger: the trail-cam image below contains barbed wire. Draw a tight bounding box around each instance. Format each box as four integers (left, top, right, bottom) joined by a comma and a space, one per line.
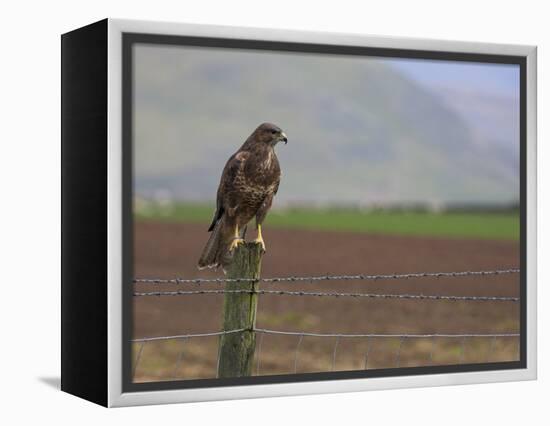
133, 288, 519, 302
133, 268, 519, 285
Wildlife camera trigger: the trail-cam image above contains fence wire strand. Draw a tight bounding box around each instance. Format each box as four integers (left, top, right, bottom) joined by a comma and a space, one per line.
133, 342, 145, 379
132, 328, 519, 343
252, 328, 519, 338
459, 336, 467, 364
256, 331, 264, 376
131, 328, 247, 343
172, 338, 186, 379
134, 268, 519, 285
487, 335, 498, 363
396, 336, 406, 367
332, 336, 340, 371
364, 337, 372, 370
133, 288, 519, 302
294, 334, 304, 373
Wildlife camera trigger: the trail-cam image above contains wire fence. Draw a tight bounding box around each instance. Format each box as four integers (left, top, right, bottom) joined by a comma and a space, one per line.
133, 267, 520, 302
133, 288, 519, 302
134, 268, 519, 285
131, 327, 520, 379
131, 328, 520, 343
132, 267, 520, 379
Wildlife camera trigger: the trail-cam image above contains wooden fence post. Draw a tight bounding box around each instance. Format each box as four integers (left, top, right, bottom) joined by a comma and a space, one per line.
217, 242, 264, 378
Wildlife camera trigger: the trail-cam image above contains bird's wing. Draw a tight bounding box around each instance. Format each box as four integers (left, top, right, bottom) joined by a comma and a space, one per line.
207, 150, 249, 232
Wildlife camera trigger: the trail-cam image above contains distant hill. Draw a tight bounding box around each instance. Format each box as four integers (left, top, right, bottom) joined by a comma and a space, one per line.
134, 45, 519, 206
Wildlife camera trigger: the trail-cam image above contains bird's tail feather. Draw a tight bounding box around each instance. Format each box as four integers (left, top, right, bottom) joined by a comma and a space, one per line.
197, 218, 224, 270
198, 218, 249, 271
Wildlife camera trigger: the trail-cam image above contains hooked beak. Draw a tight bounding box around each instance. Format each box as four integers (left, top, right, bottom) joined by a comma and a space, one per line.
280, 132, 288, 144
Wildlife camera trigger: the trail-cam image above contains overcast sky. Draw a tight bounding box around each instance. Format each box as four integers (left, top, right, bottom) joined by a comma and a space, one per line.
390, 59, 519, 99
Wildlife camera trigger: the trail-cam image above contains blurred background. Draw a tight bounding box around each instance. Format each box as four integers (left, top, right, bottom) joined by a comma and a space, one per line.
131, 43, 520, 383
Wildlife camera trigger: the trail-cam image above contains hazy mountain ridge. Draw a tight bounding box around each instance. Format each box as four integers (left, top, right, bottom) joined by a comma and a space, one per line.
134, 45, 519, 205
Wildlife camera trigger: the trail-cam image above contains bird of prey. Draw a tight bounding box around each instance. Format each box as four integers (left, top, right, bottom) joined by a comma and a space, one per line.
198, 122, 287, 271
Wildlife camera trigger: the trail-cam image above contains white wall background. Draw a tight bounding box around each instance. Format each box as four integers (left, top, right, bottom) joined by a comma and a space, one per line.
1, 0, 547, 424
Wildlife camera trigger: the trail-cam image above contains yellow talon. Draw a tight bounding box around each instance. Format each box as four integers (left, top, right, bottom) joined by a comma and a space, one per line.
229, 238, 245, 252
254, 225, 266, 252
228, 225, 245, 252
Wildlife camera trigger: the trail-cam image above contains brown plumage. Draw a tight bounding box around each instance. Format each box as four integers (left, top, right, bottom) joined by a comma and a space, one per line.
198, 122, 287, 271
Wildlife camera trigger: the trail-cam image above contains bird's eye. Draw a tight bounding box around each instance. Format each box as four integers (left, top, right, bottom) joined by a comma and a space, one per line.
271, 129, 278, 135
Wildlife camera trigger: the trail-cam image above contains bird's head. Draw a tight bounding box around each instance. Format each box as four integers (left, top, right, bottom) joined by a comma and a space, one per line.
254, 122, 288, 147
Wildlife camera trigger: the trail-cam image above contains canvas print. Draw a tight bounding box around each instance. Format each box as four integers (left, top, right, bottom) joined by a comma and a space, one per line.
129, 42, 521, 385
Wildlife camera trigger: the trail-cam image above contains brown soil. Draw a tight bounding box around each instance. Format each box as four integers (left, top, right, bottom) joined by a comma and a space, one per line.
133, 222, 520, 382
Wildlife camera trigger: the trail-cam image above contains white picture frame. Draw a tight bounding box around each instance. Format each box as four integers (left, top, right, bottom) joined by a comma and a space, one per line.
61, 18, 537, 407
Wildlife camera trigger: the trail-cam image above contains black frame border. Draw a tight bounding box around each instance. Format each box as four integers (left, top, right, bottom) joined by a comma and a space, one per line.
61, 19, 109, 406
122, 32, 527, 394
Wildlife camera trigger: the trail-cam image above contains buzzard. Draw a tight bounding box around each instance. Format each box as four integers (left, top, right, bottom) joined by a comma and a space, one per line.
198, 122, 287, 270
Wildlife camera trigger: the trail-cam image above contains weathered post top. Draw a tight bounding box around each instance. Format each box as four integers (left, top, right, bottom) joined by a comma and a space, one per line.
226, 242, 264, 282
